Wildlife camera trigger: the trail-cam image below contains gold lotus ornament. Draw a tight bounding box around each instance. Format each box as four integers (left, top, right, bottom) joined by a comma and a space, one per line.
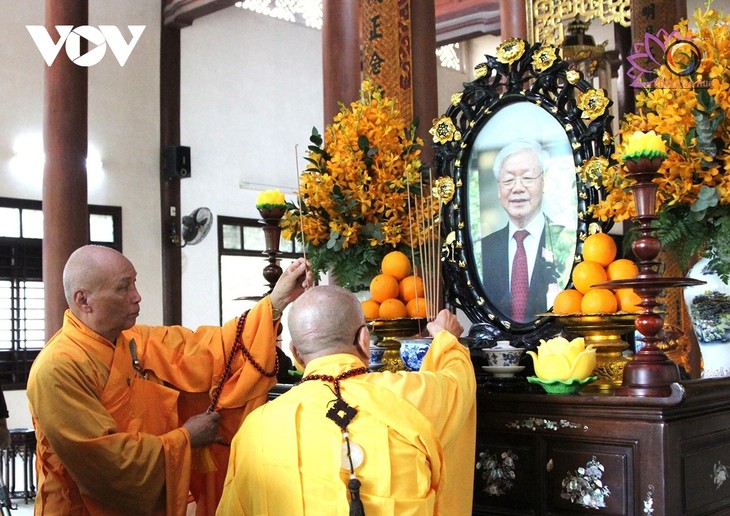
527, 336, 597, 381
532, 46, 558, 72
429, 116, 461, 144
580, 156, 609, 186
474, 63, 489, 78
496, 38, 526, 65
577, 89, 609, 121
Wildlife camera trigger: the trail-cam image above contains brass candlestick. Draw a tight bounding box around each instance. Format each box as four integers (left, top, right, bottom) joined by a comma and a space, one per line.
600, 156, 704, 396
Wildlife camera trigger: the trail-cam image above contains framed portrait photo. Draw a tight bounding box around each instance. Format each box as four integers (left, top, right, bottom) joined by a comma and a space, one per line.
432, 39, 614, 344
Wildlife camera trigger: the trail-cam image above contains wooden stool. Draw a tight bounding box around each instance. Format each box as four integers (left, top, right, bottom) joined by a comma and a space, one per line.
0, 429, 36, 503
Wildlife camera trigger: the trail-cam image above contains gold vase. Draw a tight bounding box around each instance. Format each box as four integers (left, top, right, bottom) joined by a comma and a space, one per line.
553, 313, 637, 394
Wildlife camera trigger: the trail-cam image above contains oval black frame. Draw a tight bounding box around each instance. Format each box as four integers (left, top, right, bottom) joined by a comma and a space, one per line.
432, 40, 614, 345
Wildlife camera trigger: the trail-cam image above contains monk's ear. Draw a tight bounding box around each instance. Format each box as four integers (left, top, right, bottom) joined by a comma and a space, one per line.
289, 342, 305, 369
355, 327, 370, 362
73, 289, 92, 313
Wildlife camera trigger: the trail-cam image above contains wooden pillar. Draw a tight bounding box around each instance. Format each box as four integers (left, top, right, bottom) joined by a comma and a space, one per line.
160, 13, 183, 325
411, 1, 438, 167
500, 0, 527, 40
630, 0, 686, 46
322, 0, 361, 126
42, 0, 89, 339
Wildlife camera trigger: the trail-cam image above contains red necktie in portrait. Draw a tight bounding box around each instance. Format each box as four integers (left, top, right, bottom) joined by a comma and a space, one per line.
511, 230, 529, 320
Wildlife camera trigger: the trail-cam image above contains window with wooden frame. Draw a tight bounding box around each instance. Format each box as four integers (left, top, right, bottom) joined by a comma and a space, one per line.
0, 197, 122, 389
217, 215, 302, 325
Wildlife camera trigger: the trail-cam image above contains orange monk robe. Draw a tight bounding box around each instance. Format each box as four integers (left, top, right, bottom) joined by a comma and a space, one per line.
27, 298, 278, 516
217, 330, 477, 516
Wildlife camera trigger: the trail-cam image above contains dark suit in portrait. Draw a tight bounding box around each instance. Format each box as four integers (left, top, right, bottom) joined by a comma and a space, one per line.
481, 216, 573, 322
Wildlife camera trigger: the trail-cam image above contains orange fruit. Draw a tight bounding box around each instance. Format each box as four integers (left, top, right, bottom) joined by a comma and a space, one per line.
361, 299, 381, 320
571, 260, 608, 294
381, 251, 412, 281
370, 274, 400, 303
552, 289, 584, 314
406, 297, 428, 318
580, 288, 618, 314
607, 258, 639, 281
581, 288, 618, 314
399, 275, 425, 302
379, 298, 407, 319
615, 288, 642, 313
582, 232, 617, 267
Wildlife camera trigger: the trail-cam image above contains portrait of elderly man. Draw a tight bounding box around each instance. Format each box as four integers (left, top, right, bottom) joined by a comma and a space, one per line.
480, 139, 574, 322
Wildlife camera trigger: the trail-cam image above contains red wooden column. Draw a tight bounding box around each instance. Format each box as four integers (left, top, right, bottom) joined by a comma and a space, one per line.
500, 0, 527, 40
411, 1, 438, 167
42, 0, 89, 339
322, 0, 361, 125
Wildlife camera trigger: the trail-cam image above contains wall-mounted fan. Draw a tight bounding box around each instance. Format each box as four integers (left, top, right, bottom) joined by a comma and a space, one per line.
181, 207, 213, 247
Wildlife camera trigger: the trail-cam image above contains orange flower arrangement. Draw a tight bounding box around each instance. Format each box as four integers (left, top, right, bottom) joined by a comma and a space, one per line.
281, 81, 435, 291
588, 5, 730, 281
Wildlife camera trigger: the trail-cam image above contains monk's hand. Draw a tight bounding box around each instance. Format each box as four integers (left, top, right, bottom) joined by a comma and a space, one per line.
427, 309, 464, 338
183, 411, 225, 448
269, 258, 314, 312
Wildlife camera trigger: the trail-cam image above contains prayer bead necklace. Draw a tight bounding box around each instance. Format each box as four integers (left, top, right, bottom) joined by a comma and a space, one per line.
300, 366, 369, 516
300, 367, 369, 397
208, 310, 280, 413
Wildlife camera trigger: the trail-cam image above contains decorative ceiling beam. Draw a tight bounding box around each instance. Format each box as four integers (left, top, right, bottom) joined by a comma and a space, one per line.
163, 0, 237, 28
435, 0, 501, 44
165, 0, 503, 43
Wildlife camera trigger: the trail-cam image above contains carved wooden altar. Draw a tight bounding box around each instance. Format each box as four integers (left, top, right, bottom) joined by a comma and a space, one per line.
473, 376, 730, 515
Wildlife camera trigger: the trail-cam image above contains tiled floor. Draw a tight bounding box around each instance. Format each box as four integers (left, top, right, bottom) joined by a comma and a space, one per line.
2, 500, 33, 515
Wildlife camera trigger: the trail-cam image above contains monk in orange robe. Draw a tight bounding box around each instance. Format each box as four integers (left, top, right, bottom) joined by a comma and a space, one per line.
27, 245, 312, 515
218, 285, 476, 515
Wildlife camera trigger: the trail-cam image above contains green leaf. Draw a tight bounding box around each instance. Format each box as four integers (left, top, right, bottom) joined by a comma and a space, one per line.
357, 135, 370, 152
310, 127, 323, 146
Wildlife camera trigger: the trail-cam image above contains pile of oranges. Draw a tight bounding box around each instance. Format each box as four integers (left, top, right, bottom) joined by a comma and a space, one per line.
553, 232, 642, 315
361, 251, 428, 320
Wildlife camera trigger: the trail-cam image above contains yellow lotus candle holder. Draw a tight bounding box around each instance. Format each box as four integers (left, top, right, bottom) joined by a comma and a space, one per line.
526, 336, 597, 394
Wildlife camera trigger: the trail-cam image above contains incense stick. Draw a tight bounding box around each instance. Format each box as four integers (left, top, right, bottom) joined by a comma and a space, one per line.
294, 144, 307, 262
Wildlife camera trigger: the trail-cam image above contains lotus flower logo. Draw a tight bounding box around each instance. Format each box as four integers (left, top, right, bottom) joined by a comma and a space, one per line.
626, 28, 687, 88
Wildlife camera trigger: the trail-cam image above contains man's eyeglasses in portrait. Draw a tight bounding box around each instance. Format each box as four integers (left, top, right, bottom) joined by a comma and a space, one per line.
498, 173, 543, 189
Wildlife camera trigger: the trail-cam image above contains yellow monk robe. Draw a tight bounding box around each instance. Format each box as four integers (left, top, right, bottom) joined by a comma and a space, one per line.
217, 330, 476, 516
27, 298, 279, 516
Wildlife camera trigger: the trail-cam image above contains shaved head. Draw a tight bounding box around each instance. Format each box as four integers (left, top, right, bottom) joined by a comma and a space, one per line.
287, 285, 367, 362
62, 245, 141, 343
63, 245, 126, 307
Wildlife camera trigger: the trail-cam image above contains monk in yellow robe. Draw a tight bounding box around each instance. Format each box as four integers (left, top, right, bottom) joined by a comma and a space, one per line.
218, 285, 477, 516
27, 245, 312, 515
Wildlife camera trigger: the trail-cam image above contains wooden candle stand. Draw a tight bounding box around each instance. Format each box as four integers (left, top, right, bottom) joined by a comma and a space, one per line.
600, 157, 704, 396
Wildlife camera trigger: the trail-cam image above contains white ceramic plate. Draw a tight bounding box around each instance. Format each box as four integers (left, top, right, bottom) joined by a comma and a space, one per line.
481, 365, 526, 378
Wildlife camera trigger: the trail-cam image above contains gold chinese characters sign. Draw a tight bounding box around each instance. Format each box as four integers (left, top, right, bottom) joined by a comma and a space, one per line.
361, 0, 414, 122
528, 0, 630, 45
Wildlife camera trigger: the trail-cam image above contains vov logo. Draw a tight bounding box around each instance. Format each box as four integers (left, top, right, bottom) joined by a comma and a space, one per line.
26, 25, 145, 67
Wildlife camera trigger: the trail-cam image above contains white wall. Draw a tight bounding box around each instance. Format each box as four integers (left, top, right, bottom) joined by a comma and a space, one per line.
179, 7, 324, 328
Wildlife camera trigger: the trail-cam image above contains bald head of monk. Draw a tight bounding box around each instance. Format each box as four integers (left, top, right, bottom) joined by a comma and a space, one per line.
287, 285, 370, 367
63, 245, 142, 343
